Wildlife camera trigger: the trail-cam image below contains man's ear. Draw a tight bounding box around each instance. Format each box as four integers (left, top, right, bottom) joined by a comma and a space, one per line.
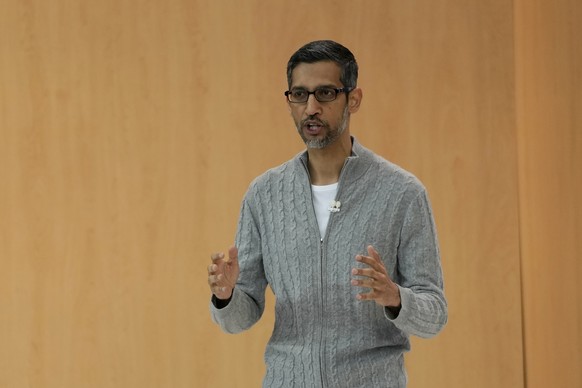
348, 87, 363, 113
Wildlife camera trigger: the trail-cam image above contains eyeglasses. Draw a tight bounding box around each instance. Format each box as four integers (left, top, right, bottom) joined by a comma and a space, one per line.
284, 86, 354, 103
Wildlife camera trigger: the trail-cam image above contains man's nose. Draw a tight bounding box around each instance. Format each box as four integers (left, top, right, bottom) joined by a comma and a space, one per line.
304, 94, 323, 116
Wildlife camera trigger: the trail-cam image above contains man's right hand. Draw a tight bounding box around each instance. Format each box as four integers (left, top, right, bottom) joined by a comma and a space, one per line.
208, 246, 240, 301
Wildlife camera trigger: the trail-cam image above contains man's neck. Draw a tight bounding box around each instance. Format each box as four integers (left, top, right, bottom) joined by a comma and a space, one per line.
307, 135, 352, 185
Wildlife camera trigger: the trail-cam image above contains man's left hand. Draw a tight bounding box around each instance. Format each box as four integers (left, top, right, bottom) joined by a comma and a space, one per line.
351, 245, 401, 308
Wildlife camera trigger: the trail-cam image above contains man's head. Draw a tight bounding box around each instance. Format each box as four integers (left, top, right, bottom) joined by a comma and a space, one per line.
286, 40, 362, 149
286, 40, 358, 90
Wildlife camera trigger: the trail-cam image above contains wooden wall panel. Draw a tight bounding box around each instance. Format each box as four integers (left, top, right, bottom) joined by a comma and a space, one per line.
353, 3, 524, 387
515, 1, 582, 387
0, 1, 525, 387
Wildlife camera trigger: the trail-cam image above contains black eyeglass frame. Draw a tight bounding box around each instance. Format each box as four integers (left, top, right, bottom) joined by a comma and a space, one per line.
284, 86, 354, 103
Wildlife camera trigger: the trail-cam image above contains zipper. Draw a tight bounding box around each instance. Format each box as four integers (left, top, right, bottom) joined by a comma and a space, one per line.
320, 158, 350, 388
299, 157, 325, 387
319, 237, 325, 388
301, 156, 352, 388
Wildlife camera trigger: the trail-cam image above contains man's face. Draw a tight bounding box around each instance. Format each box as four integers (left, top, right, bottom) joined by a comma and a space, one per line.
288, 61, 351, 149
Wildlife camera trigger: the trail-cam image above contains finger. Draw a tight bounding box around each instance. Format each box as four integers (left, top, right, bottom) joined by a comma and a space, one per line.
355, 255, 385, 273
212, 285, 227, 295
356, 289, 377, 301
367, 245, 381, 262
351, 276, 375, 289
228, 246, 238, 264
207, 274, 222, 284
351, 267, 380, 280
208, 264, 217, 274
211, 252, 225, 263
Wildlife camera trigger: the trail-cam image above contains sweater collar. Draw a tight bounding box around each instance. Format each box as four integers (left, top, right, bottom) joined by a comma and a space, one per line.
297, 136, 374, 186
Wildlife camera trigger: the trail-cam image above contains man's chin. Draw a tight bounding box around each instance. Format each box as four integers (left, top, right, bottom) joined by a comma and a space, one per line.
305, 140, 326, 149
304, 135, 337, 149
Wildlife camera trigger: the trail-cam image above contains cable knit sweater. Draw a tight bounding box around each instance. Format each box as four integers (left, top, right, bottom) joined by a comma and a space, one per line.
210, 138, 447, 388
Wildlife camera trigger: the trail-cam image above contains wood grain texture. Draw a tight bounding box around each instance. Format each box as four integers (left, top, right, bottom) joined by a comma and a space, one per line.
0, 1, 529, 387
515, 1, 582, 387
349, 2, 524, 388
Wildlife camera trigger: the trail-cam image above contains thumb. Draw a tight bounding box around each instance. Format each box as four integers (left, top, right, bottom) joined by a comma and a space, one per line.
228, 246, 239, 265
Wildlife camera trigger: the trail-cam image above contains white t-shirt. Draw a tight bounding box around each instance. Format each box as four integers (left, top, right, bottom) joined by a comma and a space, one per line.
311, 183, 338, 239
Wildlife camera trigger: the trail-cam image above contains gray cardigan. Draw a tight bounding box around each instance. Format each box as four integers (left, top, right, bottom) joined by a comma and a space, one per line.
210, 138, 447, 388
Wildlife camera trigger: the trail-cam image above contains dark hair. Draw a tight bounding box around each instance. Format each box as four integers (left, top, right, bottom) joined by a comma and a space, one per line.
286, 40, 358, 89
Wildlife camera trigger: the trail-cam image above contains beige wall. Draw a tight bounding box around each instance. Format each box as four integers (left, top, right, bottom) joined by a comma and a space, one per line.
515, 0, 582, 387
0, 1, 578, 387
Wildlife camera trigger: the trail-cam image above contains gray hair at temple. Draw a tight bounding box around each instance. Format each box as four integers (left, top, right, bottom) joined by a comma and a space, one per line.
286, 40, 359, 89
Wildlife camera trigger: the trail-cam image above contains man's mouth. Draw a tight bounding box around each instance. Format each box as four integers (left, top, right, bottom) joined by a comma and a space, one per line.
303, 121, 325, 135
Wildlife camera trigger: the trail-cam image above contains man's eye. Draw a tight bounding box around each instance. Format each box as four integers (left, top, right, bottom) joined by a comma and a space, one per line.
292, 90, 307, 99
319, 89, 334, 97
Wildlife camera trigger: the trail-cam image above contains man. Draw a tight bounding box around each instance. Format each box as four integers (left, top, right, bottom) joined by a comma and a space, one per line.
207, 40, 447, 387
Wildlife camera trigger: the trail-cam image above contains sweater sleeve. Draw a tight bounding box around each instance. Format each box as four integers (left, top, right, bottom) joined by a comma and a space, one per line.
209, 193, 268, 334
385, 188, 448, 338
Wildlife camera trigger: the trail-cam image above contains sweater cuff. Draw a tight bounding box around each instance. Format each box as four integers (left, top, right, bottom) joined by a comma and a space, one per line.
384, 285, 411, 322
211, 291, 233, 309
209, 287, 239, 321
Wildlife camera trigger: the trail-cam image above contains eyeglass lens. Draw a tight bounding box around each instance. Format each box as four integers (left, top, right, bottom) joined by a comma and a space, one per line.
289, 88, 338, 103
